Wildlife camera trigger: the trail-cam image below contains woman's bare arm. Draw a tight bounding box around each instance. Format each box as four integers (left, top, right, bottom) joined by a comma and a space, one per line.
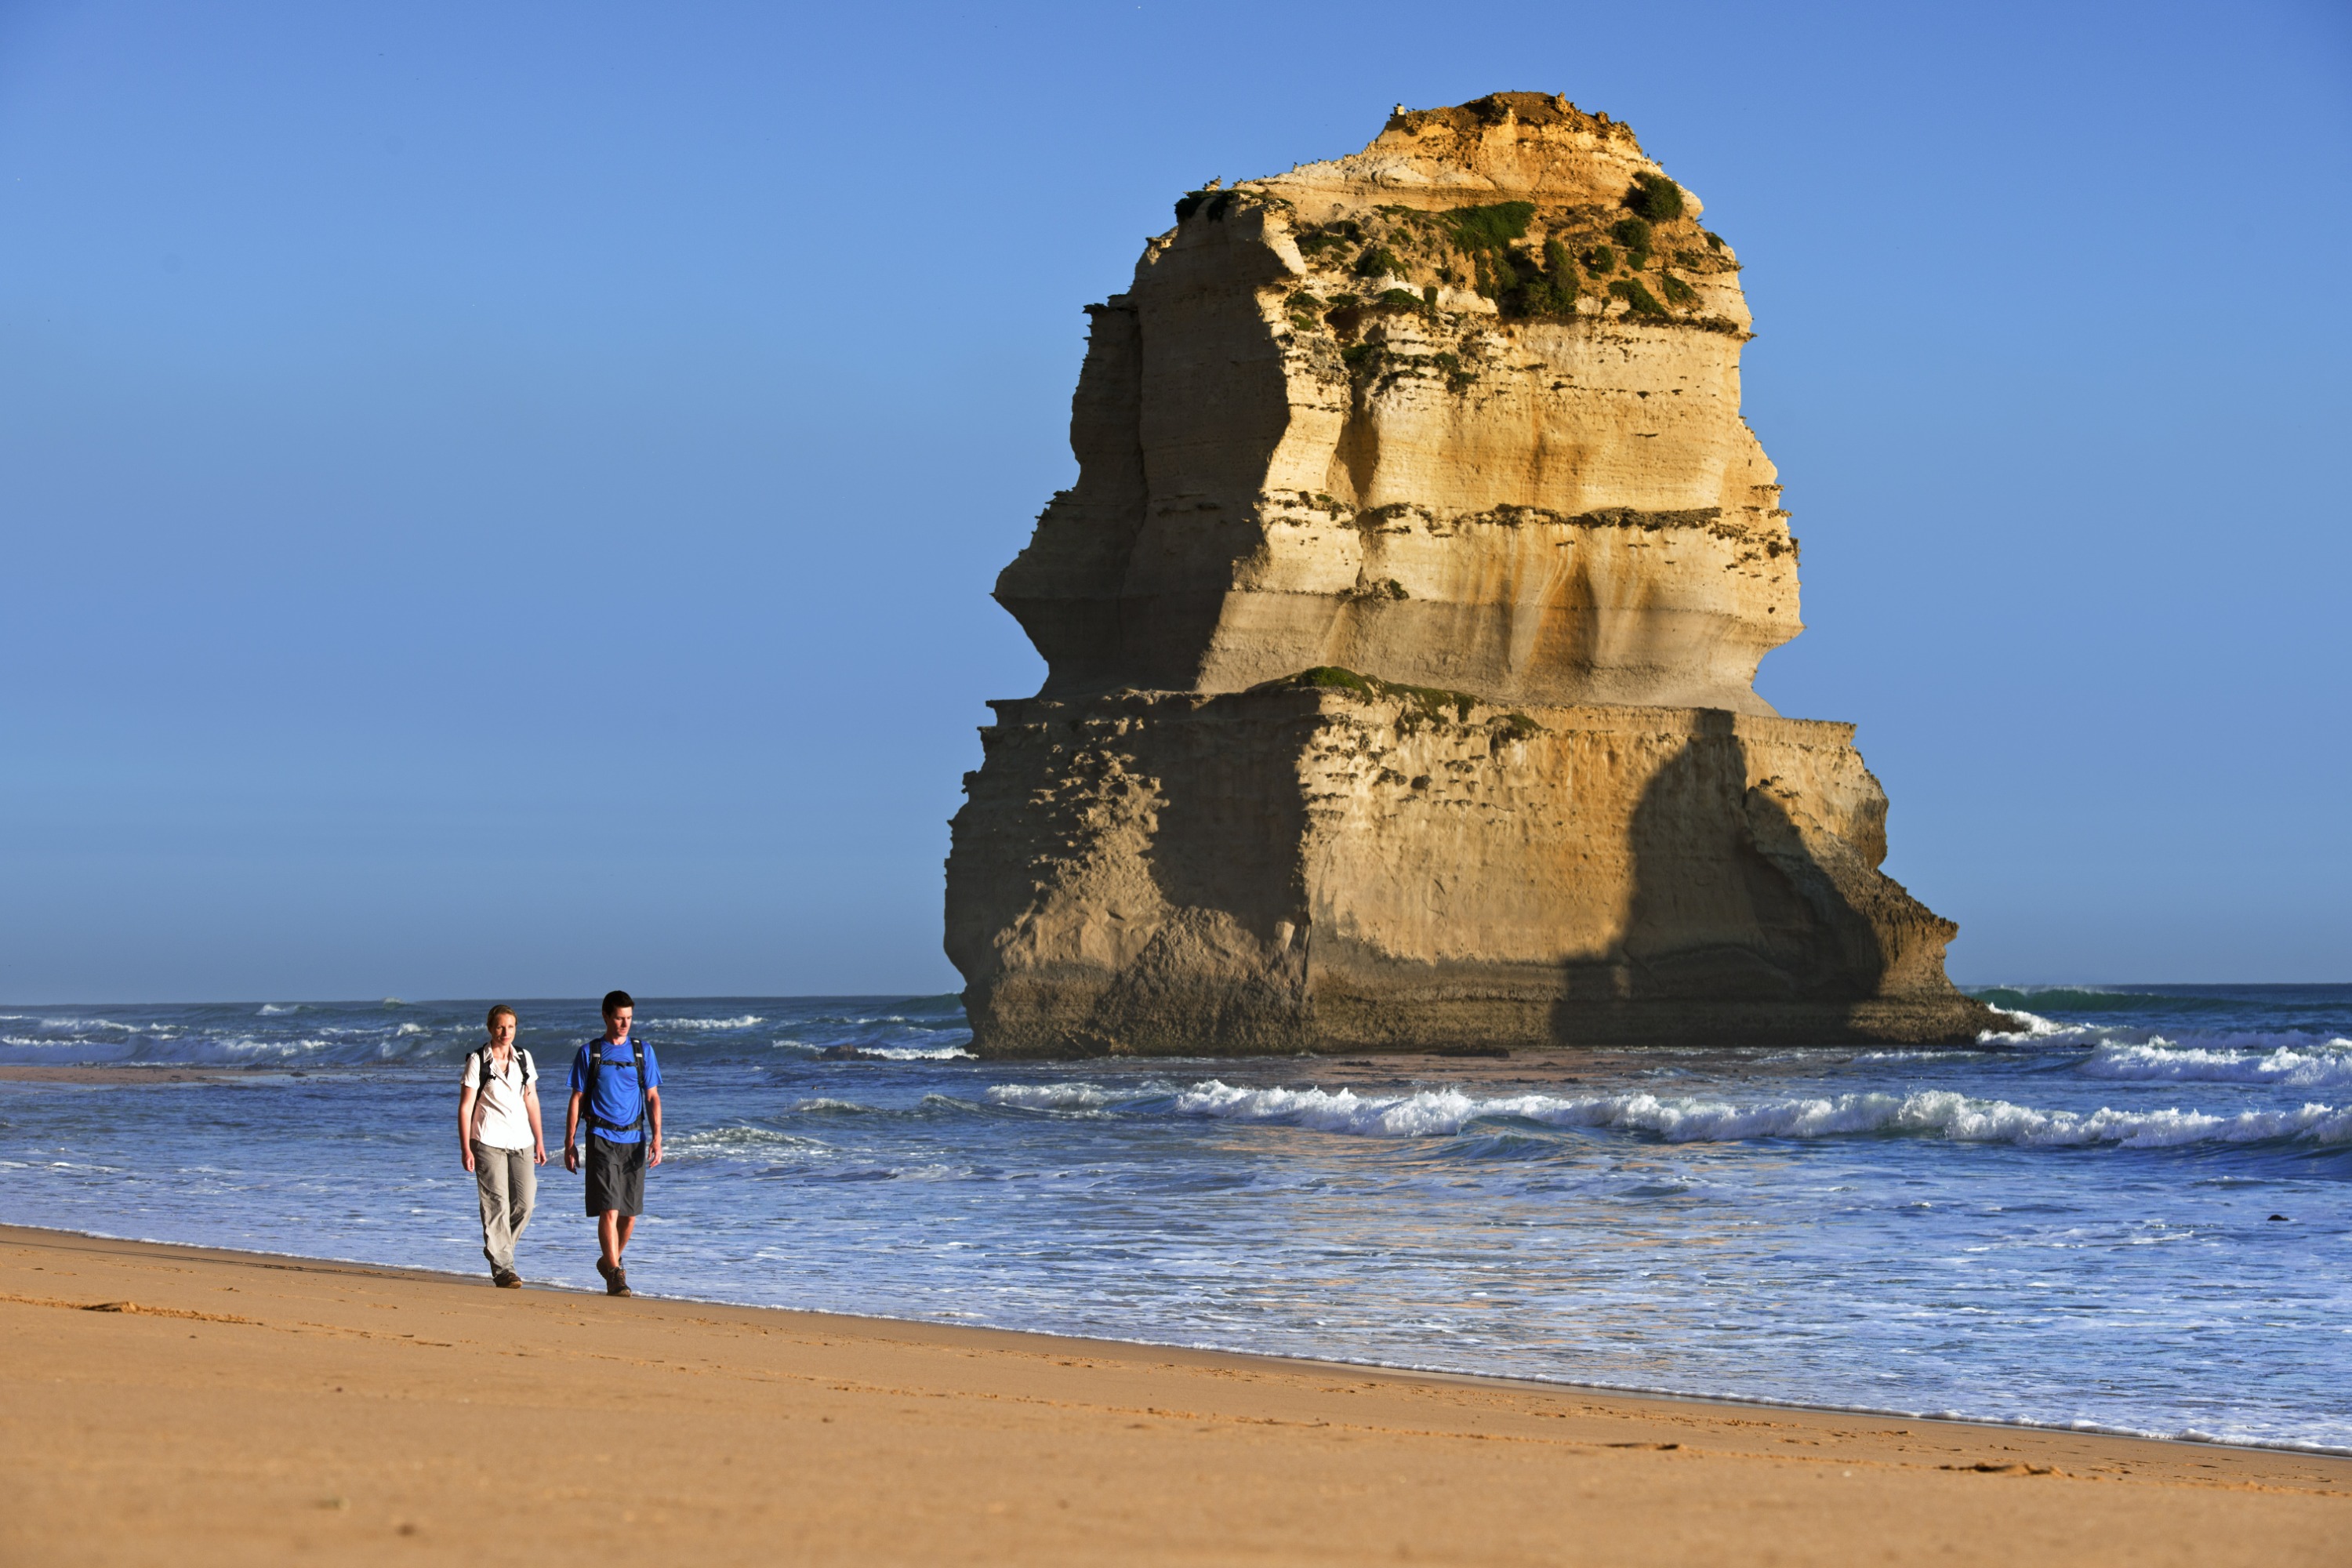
457, 1083, 479, 1171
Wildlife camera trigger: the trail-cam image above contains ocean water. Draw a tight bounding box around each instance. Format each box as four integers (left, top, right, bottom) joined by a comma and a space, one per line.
2, 986, 2347, 1453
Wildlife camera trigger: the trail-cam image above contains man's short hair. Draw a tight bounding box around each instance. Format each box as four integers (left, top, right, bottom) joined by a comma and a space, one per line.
486, 1004, 517, 1029
601, 989, 635, 1018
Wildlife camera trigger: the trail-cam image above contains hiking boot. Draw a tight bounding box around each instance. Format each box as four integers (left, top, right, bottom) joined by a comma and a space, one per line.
605, 1267, 631, 1298
493, 1269, 522, 1289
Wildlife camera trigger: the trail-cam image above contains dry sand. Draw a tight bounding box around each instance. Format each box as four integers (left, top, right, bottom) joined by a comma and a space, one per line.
2, 1223, 2345, 1566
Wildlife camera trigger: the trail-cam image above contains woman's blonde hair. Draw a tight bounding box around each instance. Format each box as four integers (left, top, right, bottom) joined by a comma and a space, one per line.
486, 1004, 518, 1029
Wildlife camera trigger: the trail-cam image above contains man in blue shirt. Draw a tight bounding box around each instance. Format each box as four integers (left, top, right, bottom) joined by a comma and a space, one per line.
562, 989, 663, 1297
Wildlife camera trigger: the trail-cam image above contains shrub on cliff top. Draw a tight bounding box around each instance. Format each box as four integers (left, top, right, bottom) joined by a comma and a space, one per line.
1445, 200, 1537, 250
1609, 278, 1668, 317
1609, 216, 1653, 268
1661, 272, 1697, 307
1623, 172, 1685, 223
1174, 188, 1238, 223
1354, 244, 1407, 279
1491, 712, 1545, 742
1288, 666, 1380, 699
1512, 270, 1575, 319
1274, 666, 1482, 727
1296, 227, 1359, 260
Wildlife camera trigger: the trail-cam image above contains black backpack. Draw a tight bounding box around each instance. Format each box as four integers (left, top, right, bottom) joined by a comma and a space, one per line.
472, 1044, 535, 1094
580, 1038, 649, 1139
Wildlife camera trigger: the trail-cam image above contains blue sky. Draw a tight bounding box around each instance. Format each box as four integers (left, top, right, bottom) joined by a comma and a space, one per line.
2, 0, 2347, 1001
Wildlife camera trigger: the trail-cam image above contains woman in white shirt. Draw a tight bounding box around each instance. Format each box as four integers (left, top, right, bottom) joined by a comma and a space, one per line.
457, 1004, 546, 1287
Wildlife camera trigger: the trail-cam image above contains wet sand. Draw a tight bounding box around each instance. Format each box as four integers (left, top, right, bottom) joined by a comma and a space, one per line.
1, 1223, 2345, 1566
0, 1065, 238, 1083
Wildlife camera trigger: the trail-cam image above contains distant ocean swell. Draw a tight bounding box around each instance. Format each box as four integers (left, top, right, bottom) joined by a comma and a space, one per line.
0, 1003, 974, 1067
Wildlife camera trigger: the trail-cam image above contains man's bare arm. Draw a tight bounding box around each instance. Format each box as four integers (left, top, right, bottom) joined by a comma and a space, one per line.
646, 1087, 663, 1167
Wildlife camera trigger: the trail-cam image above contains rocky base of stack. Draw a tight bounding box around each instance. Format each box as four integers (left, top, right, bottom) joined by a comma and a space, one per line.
946, 687, 2005, 1058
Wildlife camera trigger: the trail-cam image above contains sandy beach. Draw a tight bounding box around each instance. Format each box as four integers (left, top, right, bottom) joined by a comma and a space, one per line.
2, 1224, 2345, 1566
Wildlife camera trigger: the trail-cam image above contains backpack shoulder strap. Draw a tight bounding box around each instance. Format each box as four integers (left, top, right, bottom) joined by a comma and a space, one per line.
631, 1040, 649, 1132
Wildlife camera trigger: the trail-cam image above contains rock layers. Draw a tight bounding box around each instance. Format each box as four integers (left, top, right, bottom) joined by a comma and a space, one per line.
947, 93, 1998, 1055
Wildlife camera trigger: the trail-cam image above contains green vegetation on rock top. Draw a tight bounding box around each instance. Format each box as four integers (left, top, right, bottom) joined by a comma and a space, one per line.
1282, 176, 1731, 334
1608, 278, 1668, 318
1443, 201, 1536, 250
1622, 172, 1685, 223
1261, 666, 1544, 737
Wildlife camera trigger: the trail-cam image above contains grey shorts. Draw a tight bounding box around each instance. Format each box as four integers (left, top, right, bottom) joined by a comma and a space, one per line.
584, 1135, 648, 1217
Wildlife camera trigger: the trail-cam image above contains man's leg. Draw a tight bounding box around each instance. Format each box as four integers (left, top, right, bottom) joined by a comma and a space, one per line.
589, 1137, 644, 1294
597, 1210, 623, 1271
474, 1142, 515, 1276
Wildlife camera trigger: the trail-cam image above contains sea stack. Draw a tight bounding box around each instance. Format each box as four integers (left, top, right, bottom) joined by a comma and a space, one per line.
946, 93, 1998, 1056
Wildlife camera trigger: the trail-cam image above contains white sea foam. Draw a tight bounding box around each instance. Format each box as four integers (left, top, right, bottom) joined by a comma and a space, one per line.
2078, 1036, 2352, 1088
858, 1045, 974, 1061
653, 1015, 765, 1030
1852, 1049, 1992, 1063
669, 1126, 819, 1155
986, 1083, 1118, 1110
1159, 1080, 2352, 1148
1978, 1009, 2114, 1045
257, 1004, 302, 1016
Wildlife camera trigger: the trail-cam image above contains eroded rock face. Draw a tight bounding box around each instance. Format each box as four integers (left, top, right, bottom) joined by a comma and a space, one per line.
949, 94, 1995, 1054
948, 686, 1989, 1054
998, 92, 1793, 714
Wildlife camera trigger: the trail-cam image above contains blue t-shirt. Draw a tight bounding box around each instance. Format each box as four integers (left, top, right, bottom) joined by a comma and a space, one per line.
569, 1037, 662, 1143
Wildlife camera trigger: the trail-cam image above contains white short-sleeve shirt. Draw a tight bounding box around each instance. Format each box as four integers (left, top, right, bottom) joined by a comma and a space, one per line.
461, 1047, 539, 1151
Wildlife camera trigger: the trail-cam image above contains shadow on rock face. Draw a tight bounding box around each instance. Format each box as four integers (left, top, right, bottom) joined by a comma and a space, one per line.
1090, 713, 1315, 1053
1548, 707, 1965, 1044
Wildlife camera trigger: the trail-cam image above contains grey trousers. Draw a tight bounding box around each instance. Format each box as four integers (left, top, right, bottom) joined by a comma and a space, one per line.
471, 1142, 535, 1273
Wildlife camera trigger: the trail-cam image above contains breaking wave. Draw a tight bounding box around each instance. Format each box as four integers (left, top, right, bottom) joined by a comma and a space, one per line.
2077, 1037, 2352, 1089
1142, 1080, 2352, 1149
986, 1083, 1120, 1110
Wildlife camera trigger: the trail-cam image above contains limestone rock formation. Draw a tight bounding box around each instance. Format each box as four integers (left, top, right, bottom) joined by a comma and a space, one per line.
947, 93, 1999, 1055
